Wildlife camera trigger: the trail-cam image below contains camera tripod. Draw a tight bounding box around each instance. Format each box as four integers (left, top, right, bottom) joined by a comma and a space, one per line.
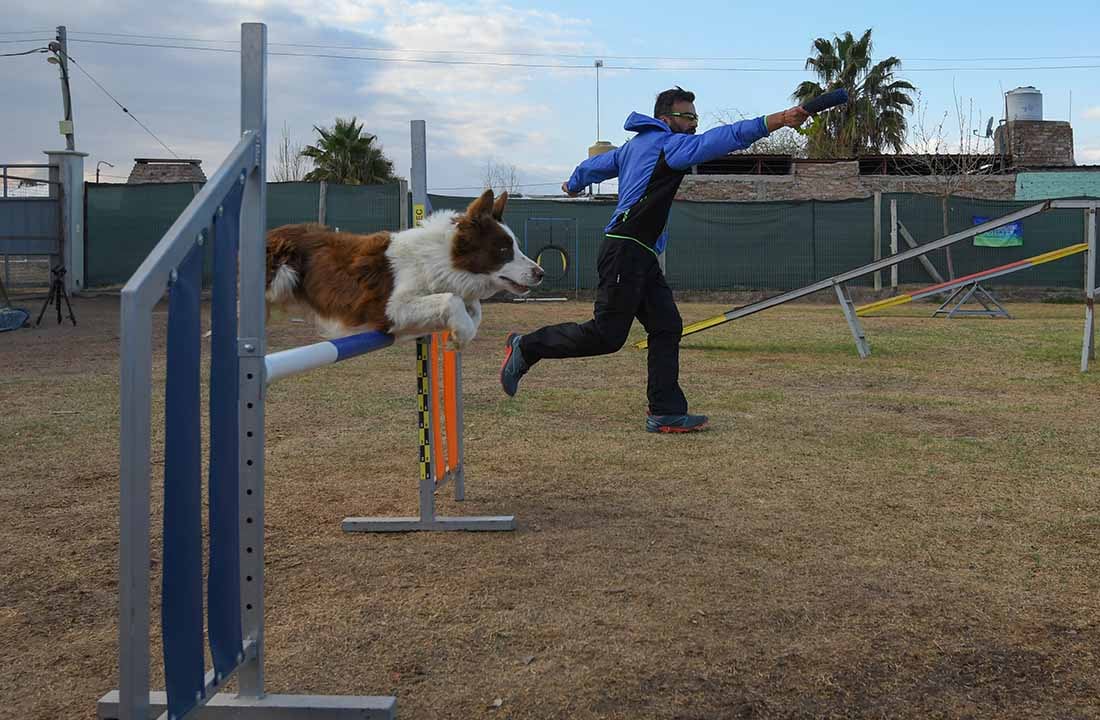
36, 264, 77, 327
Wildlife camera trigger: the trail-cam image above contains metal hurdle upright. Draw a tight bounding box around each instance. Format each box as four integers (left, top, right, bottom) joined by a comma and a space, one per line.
338, 120, 514, 532
98, 23, 396, 720
261, 328, 515, 532
341, 332, 516, 532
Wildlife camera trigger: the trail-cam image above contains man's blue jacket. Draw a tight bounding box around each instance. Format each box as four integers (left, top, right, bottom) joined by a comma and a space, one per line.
564, 112, 769, 254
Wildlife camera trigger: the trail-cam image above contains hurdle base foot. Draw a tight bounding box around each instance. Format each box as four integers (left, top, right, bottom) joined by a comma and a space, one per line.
98, 690, 396, 719
341, 515, 516, 533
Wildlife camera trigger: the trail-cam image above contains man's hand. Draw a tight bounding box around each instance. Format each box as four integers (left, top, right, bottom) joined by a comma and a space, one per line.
765, 106, 810, 132
561, 181, 581, 197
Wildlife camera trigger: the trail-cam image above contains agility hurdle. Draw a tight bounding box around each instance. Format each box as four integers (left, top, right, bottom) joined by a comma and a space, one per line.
98, 24, 396, 720
856, 243, 1089, 317
635, 200, 1098, 371
263, 328, 516, 532
341, 119, 514, 532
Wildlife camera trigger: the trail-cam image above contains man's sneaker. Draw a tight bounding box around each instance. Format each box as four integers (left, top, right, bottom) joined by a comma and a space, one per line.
646, 413, 710, 433
499, 332, 529, 397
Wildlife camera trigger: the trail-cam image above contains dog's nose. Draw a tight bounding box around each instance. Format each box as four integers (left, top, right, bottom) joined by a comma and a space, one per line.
532, 266, 545, 283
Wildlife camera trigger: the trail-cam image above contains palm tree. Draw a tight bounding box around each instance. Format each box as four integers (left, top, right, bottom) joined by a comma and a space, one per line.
301, 117, 397, 184
793, 29, 916, 158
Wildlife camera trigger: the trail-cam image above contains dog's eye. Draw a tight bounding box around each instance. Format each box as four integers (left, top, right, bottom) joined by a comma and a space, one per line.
499, 246, 510, 255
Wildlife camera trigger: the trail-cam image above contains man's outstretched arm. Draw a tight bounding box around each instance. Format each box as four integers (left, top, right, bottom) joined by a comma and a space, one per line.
561, 147, 621, 196
664, 107, 810, 170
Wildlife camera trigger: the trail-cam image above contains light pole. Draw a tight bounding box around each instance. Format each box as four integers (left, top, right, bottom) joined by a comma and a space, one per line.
47, 26, 75, 152
594, 59, 603, 142
96, 161, 114, 183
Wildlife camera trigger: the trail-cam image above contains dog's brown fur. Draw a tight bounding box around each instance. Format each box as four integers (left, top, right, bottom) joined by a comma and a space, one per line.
265, 224, 395, 332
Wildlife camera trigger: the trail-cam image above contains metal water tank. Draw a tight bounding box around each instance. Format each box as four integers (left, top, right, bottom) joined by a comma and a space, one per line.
1006, 86, 1043, 121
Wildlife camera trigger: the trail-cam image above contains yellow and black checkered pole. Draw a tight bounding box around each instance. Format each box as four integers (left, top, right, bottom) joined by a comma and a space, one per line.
415, 336, 436, 522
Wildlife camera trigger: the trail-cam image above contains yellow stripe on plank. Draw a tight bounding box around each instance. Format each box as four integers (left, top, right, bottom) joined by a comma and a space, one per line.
634, 313, 730, 349
855, 293, 915, 317
1028, 243, 1088, 266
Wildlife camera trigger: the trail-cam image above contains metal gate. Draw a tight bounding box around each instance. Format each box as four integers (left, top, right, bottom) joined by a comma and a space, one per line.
0, 164, 61, 290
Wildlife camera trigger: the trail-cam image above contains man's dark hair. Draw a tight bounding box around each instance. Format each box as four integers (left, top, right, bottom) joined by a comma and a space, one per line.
654, 86, 695, 118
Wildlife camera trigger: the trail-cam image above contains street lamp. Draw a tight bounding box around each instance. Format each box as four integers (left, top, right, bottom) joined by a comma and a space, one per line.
587, 60, 616, 196
96, 160, 114, 183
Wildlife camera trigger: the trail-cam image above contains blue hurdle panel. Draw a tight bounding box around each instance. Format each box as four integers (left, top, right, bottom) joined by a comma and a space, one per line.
208, 184, 245, 682
162, 245, 206, 720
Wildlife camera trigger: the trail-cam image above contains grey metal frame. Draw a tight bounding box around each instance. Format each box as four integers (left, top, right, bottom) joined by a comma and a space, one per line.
932, 282, 1011, 319
678, 199, 1100, 369
833, 281, 870, 358
98, 23, 396, 720
1083, 206, 1097, 372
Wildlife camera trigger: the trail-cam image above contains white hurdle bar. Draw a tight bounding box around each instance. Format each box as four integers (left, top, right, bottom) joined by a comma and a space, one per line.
265, 330, 395, 384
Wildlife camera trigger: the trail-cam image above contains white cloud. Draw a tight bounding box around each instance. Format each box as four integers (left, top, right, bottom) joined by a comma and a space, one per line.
1083, 107, 1100, 121
5, 0, 598, 193
1079, 147, 1100, 163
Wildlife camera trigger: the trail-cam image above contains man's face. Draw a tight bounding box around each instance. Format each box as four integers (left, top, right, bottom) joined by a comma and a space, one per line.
661, 100, 699, 135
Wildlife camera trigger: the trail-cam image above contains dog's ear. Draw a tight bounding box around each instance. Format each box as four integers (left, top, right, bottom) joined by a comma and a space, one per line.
491, 191, 508, 221
465, 188, 495, 218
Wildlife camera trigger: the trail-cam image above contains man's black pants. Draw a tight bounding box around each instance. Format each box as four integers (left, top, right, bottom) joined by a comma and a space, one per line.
519, 235, 687, 416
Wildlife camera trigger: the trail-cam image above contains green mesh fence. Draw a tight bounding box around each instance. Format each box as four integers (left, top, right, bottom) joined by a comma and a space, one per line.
326, 183, 404, 234
85, 184, 1092, 291
880, 194, 1089, 288
85, 181, 403, 288
85, 183, 200, 288
268, 182, 321, 229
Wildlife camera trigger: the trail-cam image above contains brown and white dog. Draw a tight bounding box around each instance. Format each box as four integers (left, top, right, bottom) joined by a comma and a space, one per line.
264, 189, 543, 348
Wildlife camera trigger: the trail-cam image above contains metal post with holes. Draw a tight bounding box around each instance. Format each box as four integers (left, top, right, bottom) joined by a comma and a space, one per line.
236, 21, 268, 703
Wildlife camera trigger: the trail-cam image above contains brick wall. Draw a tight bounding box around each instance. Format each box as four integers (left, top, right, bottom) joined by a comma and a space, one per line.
679, 160, 1017, 202
994, 121, 1075, 168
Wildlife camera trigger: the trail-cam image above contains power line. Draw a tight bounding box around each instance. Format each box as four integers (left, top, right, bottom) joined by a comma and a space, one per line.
57, 49, 180, 158
68, 30, 803, 60
63, 38, 1100, 72
0, 46, 48, 57
0, 38, 52, 44
66, 29, 1100, 64
67, 38, 592, 68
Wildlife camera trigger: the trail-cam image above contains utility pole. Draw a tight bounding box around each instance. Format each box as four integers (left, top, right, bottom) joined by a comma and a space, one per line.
49, 26, 75, 151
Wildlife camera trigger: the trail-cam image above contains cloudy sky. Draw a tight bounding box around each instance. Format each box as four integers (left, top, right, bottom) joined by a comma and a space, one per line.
4, 0, 1099, 194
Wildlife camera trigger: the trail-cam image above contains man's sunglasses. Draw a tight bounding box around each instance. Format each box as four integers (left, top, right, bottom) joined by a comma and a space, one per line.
666, 112, 699, 121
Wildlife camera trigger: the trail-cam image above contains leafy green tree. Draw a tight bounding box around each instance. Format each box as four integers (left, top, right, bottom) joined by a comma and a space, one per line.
301, 117, 398, 184
793, 29, 916, 158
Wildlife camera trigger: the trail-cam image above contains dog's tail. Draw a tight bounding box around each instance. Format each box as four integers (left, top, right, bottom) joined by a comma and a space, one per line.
265, 226, 307, 304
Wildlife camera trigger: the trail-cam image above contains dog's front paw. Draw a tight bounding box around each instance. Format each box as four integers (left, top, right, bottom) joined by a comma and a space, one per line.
449, 315, 477, 351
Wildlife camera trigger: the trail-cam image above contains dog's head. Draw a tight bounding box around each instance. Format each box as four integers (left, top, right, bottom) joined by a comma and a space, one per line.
452, 189, 544, 296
